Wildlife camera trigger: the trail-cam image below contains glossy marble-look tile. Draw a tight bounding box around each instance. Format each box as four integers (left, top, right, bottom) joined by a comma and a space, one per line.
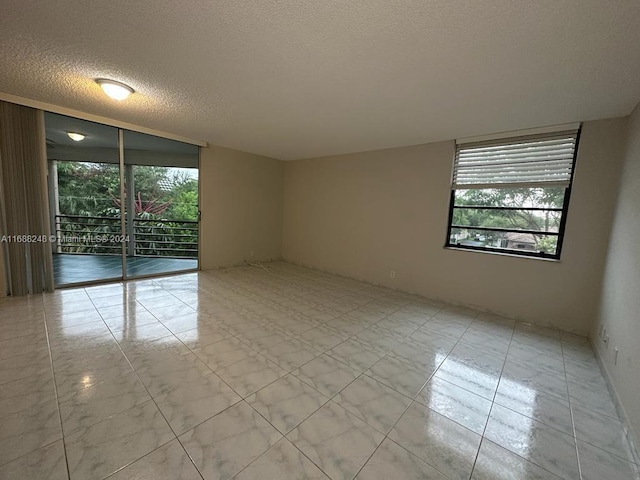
53, 352, 134, 399
449, 340, 507, 372
234, 438, 329, 480
0, 344, 52, 383
155, 372, 241, 435
471, 439, 563, 480
567, 376, 618, 418
47, 320, 111, 345
325, 316, 372, 336
563, 356, 603, 384
420, 315, 470, 339
58, 371, 152, 435
0, 439, 68, 480
193, 337, 258, 371
89, 293, 131, 310
292, 354, 360, 398
365, 355, 430, 398
135, 351, 213, 398
84, 283, 126, 299
415, 376, 492, 434
4, 264, 637, 480
97, 303, 154, 323
0, 318, 46, 341
355, 438, 447, 480
174, 324, 232, 349
494, 378, 574, 435
0, 373, 56, 419
0, 399, 62, 466
216, 353, 286, 398
459, 329, 511, 355
287, 400, 384, 480
577, 440, 640, 480
500, 359, 568, 401
145, 302, 196, 323
408, 328, 458, 355
484, 404, 580, 480
0, 331, 49, 360
327, 339, 383, 373
65, 400, 174, 480
246, 374, 329, 435
46, 315, 105, 338
507, 342, 565, 373
375, 316, 421, 337
179, 401, 282, 480
572, 404, 635, 462
389, 339, 446, 374
238, 331, 288, 353
296, 325, 349, 352
388, 401, 482, 480
50, 333, 120, 363
111, 321, 173, 343
107, 439, 202, 480
121, 336, 190, 371
271, 316, 319, 336
352, 325, 404, 354
153, 311, 201, 334
334, 374, 412, 434
261, 337, 319, 371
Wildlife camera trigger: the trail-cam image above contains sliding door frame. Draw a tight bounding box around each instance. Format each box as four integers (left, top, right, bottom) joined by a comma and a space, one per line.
47, 113, 201, 288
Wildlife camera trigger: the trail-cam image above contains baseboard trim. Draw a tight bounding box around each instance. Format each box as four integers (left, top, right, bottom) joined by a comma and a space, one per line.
591, 337, 640, 466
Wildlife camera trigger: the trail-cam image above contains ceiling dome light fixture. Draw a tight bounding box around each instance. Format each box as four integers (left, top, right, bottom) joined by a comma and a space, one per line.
95, 78, 134, 101
67, 132, 85, 142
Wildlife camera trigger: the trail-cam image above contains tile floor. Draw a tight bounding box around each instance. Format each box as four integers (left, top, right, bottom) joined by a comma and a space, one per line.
0, 261, 638, 480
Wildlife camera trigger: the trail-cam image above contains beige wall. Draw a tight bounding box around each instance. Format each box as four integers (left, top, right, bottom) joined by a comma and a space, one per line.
593, 104, 640, 441
199, 144, 283, 269
283, 118, 626, 334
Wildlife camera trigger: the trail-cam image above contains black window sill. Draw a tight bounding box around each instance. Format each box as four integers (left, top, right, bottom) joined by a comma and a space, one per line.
444, 245, 561, 262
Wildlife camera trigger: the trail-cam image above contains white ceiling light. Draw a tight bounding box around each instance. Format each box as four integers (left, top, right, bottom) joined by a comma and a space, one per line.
67, 132, 85, 142
95, 78, 134, 101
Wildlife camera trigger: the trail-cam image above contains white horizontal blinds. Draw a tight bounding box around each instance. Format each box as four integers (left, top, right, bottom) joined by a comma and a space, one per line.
453, 130, 578, 189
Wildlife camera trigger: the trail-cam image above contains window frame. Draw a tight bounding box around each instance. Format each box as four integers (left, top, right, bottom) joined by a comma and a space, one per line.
444, 128, 581, 260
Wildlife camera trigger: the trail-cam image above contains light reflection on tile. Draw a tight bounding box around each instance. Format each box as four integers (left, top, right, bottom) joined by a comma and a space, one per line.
2, 263, 637, 480
389, 401, 482, 480
472, 439, 563, 480
356, 438, 448, 480
416, 376, 492, 434
484, 404, 580, 480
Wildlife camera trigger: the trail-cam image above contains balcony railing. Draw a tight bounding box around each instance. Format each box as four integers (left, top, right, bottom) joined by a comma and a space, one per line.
54, 214, 198, 258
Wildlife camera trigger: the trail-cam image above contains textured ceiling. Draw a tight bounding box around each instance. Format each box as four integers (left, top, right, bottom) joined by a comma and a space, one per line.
1, 1, 639, 160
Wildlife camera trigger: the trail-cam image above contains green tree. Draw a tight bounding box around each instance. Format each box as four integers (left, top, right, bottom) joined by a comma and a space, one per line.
451, 187, 565, 253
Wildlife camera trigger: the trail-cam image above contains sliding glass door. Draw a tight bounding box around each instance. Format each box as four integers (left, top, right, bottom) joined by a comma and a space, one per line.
123, 131, 199, 278
46, 114, 124, 285
45, 112, 199, 287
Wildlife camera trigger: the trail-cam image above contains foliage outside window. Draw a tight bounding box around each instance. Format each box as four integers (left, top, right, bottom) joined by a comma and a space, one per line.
55, 162, 198, 257
446, 128, 580, 259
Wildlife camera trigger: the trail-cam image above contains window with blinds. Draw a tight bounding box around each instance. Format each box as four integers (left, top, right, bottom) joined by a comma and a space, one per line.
445, 127, 581, 259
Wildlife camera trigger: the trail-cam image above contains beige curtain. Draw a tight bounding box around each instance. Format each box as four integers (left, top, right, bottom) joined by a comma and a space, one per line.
0, 101, 54, 295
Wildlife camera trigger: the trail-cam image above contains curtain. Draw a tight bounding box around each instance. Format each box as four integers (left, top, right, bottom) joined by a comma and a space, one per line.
0, 101, 54, 295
